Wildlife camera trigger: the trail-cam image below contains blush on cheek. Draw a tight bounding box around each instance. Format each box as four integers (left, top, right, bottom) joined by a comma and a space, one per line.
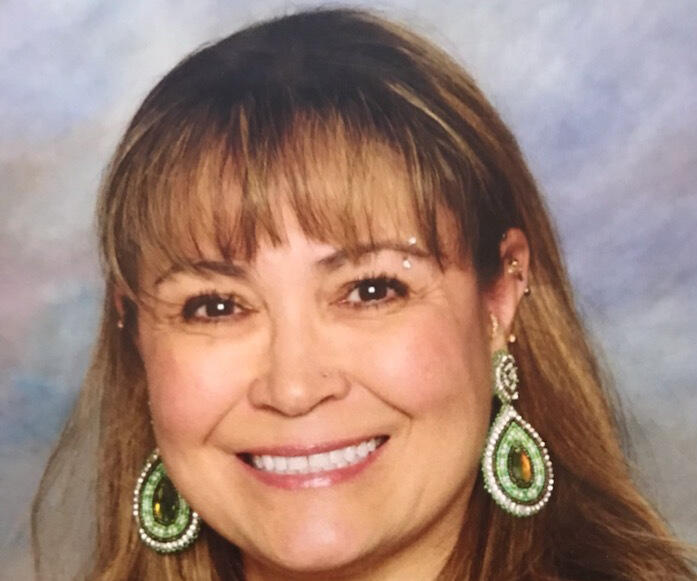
144, 343, 237, 441
363, 314, 487, 413
146, 361, 201, 437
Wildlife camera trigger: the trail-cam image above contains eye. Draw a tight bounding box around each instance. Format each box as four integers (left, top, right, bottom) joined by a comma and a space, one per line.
343, 276, 409, 307
182, 293, 247, 322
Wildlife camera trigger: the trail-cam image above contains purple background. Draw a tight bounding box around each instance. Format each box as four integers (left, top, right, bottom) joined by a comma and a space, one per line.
2, 1, 695, 576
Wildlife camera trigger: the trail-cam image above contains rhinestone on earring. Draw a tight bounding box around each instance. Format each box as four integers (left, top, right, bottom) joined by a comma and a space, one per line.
481, 350, 554, 517
133, 449, 201, 553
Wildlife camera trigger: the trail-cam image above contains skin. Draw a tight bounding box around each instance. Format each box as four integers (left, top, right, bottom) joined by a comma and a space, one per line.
130, 204, 529, 580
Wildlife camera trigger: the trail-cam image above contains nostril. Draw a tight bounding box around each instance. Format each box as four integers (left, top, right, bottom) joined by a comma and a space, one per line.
248, 365, 351, 417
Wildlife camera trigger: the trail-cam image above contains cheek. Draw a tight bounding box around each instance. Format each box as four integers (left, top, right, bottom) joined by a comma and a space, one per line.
140, 334, 253, 442
352, 307, 490, 415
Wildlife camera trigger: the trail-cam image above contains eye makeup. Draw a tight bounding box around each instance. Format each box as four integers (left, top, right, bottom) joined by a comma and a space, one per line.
181, 290, 252, 323
339, 273, 410, 309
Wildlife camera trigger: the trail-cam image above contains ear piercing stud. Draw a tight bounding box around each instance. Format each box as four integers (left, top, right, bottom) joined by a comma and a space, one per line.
507, 258, 521, 275
506, 258, 531, 297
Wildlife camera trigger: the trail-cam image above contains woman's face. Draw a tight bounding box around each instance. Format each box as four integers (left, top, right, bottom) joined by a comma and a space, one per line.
137, 198, 497, 578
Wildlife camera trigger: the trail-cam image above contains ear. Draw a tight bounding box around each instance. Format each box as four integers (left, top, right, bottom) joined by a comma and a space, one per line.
113, 285, 127, 324
483, 228, 530, 352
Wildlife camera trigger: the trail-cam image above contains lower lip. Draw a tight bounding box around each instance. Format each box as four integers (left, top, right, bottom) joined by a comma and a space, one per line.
238, 440, 387, 490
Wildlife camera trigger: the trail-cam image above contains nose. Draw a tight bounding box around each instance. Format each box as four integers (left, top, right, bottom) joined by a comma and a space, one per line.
248, 313, 350, 416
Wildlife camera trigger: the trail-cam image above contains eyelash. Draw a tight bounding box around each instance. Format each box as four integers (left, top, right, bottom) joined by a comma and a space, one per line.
179, 274, 410, 324
181, 291, 248, 323
340, 272, 409, 309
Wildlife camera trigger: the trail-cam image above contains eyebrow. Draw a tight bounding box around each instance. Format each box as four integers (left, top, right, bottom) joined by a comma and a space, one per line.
155, 260, 248, 286
316, 241, 431, 270
154, 241, 430, 286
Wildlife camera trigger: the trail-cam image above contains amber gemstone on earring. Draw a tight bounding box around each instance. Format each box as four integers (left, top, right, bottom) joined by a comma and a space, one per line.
153, 475, 180, 526
508, 446, 534, 488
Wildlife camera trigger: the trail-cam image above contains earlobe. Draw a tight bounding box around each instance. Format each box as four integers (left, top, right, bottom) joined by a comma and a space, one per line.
113, 286, 127, 327
113, 285, 139, 334
112, 286, 144, 352
484, 228, 530, 350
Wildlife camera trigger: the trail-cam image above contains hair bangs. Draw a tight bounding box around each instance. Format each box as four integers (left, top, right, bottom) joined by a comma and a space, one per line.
105, 94, 474, 301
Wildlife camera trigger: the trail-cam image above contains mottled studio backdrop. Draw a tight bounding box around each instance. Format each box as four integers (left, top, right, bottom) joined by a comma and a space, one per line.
1, 0, 696, 577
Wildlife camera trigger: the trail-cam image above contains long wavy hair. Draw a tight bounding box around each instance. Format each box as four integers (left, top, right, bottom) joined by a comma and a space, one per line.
33, 8, 695, 580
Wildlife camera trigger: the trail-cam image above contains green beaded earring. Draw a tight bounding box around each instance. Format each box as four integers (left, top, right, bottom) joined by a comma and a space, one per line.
133, 449, 201, 553
481, 350, 554, 516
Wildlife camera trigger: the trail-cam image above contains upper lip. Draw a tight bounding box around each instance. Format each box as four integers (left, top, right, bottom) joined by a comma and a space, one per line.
239, 434, 388, 457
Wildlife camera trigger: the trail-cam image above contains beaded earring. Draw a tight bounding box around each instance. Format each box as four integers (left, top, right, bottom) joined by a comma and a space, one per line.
133, 449, 201, 553
481, 350, 554, 516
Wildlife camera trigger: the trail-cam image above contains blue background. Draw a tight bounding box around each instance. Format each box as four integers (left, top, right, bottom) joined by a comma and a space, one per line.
1, 1, 695, 576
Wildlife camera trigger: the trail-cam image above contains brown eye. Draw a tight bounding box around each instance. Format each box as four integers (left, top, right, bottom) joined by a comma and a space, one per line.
344, 277, 408, 307
182, 294, 244, 321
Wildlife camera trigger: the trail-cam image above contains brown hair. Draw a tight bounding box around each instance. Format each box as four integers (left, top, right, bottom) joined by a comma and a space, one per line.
33, 8, 695, 580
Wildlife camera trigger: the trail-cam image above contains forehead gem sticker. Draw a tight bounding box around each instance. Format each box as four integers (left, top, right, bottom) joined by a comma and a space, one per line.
403, 236, 417, 269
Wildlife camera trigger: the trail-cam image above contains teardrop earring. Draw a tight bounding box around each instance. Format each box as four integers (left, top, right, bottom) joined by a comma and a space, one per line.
481, 350, 554, 516
133, 449, 201, 553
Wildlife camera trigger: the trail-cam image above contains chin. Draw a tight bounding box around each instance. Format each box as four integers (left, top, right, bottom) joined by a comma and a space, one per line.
244, 520, 374, 576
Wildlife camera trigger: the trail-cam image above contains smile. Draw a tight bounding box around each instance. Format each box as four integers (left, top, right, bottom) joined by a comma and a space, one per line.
242, 436, 387, 476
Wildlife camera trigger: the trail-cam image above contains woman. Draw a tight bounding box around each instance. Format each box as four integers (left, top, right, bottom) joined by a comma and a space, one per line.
33, 8, 695, 580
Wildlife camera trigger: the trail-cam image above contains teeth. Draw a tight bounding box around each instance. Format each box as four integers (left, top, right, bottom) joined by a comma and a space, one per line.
309, 452, 329, 472
329, 449, 347, 468
262, 455, 274, 471
273, 456, 287, 473
250, 437, 383, 475
288, 456, 308, 473
357, 441, 368, 458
